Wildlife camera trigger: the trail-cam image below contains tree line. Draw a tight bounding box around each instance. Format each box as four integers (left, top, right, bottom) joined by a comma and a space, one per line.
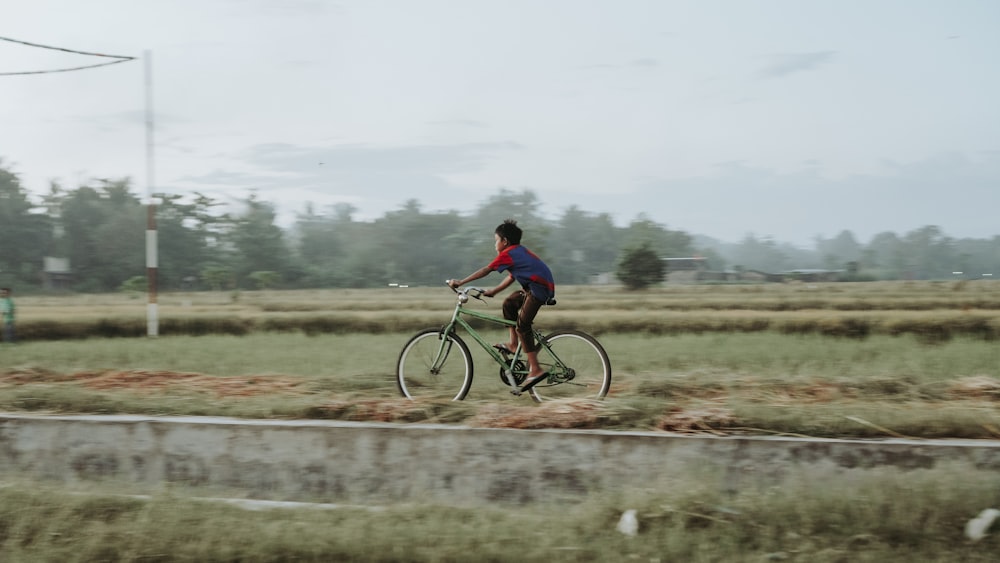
1, 160, 998, 292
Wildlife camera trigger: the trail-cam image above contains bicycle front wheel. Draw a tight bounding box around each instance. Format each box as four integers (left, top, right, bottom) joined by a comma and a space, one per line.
530, 330, 611, 402
397, 328, 474, 400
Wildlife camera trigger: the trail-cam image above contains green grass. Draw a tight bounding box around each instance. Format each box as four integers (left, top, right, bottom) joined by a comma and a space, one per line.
5, 331, 999, 385
1, 333, 388, 378
2, 464, 999, 562
2, 331, 999, 438
3, 283, 1000, 438
4, 286, 1000, 560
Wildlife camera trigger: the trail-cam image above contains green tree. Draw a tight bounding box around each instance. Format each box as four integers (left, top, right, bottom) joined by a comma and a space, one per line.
228, 194, 295, 288
616, 243, 665, 290
293, 202, 362, 287
471, 188, 548, 258
815, 230, 862, 270
733, 234, 789, 273
154, 192, 225, 290
0, 161, 53, 287
248, 270, 281, 289
374, 200, 468, 286
341, 221, 392, 288
294, 202, 343, 287
691, 246, 725, 271
201, 264, 234, 291
622, 214, 692, 258
55, 179, 144, 291
93, 202, 146, 290
902, 225, 954, 279
954, 236, 1000, 280
120, 275, 147, 293
864, 231, 906, 279
546, 207, 623, 285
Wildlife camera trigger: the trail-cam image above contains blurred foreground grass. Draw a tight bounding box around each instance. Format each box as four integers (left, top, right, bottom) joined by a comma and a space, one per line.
2, 463, 998, 562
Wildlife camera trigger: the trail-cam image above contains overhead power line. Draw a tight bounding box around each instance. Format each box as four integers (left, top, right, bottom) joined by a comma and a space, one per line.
0, 35, 135, 76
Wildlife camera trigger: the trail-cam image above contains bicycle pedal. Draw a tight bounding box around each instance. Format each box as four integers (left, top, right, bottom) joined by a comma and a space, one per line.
509, 388, 523, 397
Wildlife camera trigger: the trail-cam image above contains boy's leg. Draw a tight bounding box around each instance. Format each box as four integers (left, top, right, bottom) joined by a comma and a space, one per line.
501, 291, 525, 351
525, 350, 542, 378
515, 293, 546, 379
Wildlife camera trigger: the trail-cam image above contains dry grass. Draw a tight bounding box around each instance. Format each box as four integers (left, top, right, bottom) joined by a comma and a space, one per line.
465, 399, 606, 429
3, 284, 1000, 438
5, 285, 1000, 561
16, 282, 1000, 341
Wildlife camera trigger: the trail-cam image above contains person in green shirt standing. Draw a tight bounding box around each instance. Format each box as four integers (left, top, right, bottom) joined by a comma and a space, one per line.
0, 287, 15, 344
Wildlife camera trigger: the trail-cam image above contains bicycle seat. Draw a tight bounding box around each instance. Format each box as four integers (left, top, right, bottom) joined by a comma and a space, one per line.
546, 298, 557, 306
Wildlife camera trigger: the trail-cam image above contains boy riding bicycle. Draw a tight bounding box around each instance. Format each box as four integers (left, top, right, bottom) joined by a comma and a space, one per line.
447, 219, 555, 390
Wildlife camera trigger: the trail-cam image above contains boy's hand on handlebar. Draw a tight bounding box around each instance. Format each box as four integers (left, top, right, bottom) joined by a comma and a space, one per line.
446, 279, 460, 289
482, 288, 495, 298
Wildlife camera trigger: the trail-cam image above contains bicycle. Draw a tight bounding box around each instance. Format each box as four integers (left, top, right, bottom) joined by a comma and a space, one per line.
396, 283, 612, 402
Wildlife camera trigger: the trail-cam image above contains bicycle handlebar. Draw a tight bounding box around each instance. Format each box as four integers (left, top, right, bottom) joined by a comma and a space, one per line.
445, 280, 489, 301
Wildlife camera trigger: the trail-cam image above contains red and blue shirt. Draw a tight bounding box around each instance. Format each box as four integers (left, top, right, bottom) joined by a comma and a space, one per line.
488, 245, 555, 301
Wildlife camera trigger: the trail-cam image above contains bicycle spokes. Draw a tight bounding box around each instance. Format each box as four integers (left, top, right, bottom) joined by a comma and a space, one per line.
529, 331, 611, 401
397, 328, 474, 401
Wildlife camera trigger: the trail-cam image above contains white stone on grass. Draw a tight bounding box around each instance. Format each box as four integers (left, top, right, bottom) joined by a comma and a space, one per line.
965, 508, 1000, 541
616, 509, 638, 536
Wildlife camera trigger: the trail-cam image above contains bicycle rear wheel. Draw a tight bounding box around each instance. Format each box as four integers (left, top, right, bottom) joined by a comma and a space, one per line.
530, 330, 611, 402
397, 328, 474, 400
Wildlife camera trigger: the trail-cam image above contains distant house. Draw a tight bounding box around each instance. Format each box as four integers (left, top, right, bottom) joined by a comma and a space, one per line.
605, 256, 847, 286
782, 269, 844, 283
664, 257, 708, 284
591, 272, 616, 285
42, 256, 73, 290
662, 261, 844, 284
739, 269, 775, 283
698, 270, 741, 282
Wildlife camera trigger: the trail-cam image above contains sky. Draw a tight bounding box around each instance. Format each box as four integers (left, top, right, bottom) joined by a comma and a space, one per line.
2, 0, 999, 248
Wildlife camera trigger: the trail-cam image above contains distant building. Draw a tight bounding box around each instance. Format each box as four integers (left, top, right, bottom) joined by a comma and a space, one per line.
42, 256, 73, 290
661, 258, 848, 284
664, 257, 708, 284
591, 272, 616, 285
739, 269, 775, 283
781, 269, 844, 282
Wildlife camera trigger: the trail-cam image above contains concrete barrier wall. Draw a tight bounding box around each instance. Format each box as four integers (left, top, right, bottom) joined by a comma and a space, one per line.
2, 413, 1000, 506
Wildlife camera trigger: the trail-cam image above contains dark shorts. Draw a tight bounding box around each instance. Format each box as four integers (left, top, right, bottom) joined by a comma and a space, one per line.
501, 290, 545, 353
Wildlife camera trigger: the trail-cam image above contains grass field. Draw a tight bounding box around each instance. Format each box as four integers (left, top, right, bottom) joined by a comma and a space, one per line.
13, 281, 1000, 342
2, 463, 999, 562
2, 282, 999, 439
3, 282, 1000, 560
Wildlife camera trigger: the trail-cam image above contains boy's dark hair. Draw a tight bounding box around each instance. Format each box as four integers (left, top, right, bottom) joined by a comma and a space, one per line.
494, 219, 522, 245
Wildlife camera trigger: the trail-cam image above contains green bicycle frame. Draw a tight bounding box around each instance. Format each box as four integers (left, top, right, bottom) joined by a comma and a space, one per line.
430, 289, 567, 387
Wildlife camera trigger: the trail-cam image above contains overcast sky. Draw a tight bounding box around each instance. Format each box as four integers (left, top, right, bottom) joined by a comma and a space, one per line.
2, 0, 998, 247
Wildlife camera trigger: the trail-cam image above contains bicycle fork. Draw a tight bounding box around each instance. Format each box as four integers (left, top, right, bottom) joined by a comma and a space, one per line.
430, 326, 458, 375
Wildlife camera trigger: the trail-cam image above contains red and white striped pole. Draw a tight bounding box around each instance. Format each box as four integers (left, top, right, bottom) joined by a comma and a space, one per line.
144, 49, 158, 337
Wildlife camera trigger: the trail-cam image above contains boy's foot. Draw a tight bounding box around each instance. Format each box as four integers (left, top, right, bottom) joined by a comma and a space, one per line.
520, 372, 549, 389
493, 343, 517, 354
510, 372, 548, 396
